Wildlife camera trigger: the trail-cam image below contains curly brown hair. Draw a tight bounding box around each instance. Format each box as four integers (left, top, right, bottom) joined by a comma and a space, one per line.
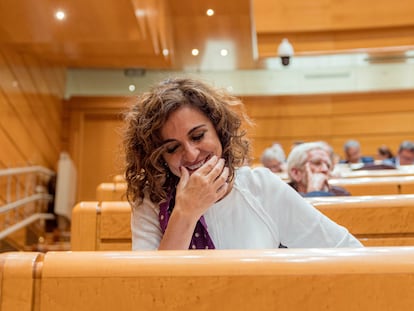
123, 77, 251, 204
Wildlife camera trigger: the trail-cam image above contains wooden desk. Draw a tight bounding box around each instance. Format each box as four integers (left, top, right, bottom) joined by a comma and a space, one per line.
3, 248, 414, 311
96, 182, 127, 201
71, 194, 414, 250
307, 194, 414, 246
329, 176, 414, 195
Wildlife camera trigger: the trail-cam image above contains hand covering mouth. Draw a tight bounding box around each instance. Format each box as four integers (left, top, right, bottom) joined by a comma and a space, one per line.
185, 154, 213, 171
186, 159, 206, 171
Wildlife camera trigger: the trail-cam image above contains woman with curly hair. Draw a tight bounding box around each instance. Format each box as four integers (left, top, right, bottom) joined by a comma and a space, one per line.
123, 77, 362, 250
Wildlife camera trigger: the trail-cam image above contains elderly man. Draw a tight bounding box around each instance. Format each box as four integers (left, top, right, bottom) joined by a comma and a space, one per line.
384, 140, 414, 166
287, 142, 350, 197
340, 139, 374, 164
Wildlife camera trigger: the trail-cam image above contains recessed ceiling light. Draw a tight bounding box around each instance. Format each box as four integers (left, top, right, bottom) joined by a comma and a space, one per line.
192, 49, 199, 56
220, 49, 228, 56
55, 10, 66, 20
162, 49, 169, 56
206, 9, 214, 16
128, 84, 136, 92
135, 9, 145, 17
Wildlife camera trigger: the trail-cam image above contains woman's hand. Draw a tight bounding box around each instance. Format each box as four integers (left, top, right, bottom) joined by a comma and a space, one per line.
175, 155, 229, 221
158, 155, 229, 250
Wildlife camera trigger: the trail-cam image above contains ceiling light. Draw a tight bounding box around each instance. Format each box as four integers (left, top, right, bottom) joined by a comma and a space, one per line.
162, 49, 169, 56
206, 9, 214, 16
220, 49, 228, 56
55, 10, 66, 20
191, 49, 199, 56
135, 9, 145, 17
128, 84, 136, 92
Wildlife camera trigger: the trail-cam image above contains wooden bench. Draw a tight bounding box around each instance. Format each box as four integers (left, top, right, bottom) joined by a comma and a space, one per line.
71, 194, 414, 250
0, 252, 44, 311
336, 167, 414, 178
97, 174, 414, 201
71, 201, 131, 251
329, 175, 414, 195
2, 248, 414, 311
96, 182, 127, 201
306, 194, 414, 246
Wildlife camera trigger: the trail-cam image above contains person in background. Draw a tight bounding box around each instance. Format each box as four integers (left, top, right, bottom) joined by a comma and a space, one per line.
340, 139, 374, 164
260, 143, 286, 173
377, 145, 394, 161
123, 77, 361, 250
287, 142, 350, 197
384, 141, 414, 166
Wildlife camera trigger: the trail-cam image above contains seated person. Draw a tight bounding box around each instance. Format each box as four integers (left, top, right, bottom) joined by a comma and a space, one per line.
340, 139, 374, 164
260, 143, 286, 173
384, 141, 414, 166
377, 145, 394, 161
287, 142, 350, 197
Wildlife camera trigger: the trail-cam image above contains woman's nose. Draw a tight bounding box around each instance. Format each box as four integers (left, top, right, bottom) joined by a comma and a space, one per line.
182, 142, 199, 162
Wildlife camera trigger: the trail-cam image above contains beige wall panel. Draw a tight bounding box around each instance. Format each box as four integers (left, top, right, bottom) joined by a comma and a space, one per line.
80, 115, 124, 201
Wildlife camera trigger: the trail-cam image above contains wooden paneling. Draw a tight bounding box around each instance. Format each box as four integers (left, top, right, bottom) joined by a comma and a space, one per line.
254, 0, 414, 32
243, 89, 414, 162
2, 0, 414, 70
66, 89, 414, 201
71, 195, 414, 250
4, 249, 414, 310
254, 0, 414, 58
0, 48, 65, 169
81, 115, 125, 201
64, 97, 130, 201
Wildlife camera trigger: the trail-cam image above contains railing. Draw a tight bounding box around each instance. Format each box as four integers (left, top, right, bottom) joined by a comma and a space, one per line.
0, 166, 55, 242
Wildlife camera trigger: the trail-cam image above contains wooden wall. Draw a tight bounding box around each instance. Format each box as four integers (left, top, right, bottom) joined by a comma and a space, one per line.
242, 90, 414, 162
63, 97, 131, 202
66, 89, 414, 201
254, 0, 414, 57
0, 48, 65, 170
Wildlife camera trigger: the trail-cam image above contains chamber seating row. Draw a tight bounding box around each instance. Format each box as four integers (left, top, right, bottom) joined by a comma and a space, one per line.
2, 248, 414, 311
71, 194, 414, 251
97, 175, 414, 201
329, 175, 414, 195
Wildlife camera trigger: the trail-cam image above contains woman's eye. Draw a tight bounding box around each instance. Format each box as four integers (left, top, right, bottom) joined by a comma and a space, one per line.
166, 145, 179, 154
192, 132, 205, 141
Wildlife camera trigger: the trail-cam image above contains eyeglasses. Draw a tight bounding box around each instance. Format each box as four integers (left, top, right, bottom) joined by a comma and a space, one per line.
307, 159, 332, 170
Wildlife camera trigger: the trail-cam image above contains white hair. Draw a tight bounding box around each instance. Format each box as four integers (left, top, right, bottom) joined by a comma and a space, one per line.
260, 143, 286, 164
287, 141, 329, 180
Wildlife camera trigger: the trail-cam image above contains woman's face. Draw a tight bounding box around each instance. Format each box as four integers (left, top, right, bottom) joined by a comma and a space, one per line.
160, 105, 223, 177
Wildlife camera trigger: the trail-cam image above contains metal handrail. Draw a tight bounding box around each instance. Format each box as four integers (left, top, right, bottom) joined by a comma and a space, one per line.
0, 193, 53, 214
0, 213, 55, 240
0, 165, 56, 242
0, 166, 55, 177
